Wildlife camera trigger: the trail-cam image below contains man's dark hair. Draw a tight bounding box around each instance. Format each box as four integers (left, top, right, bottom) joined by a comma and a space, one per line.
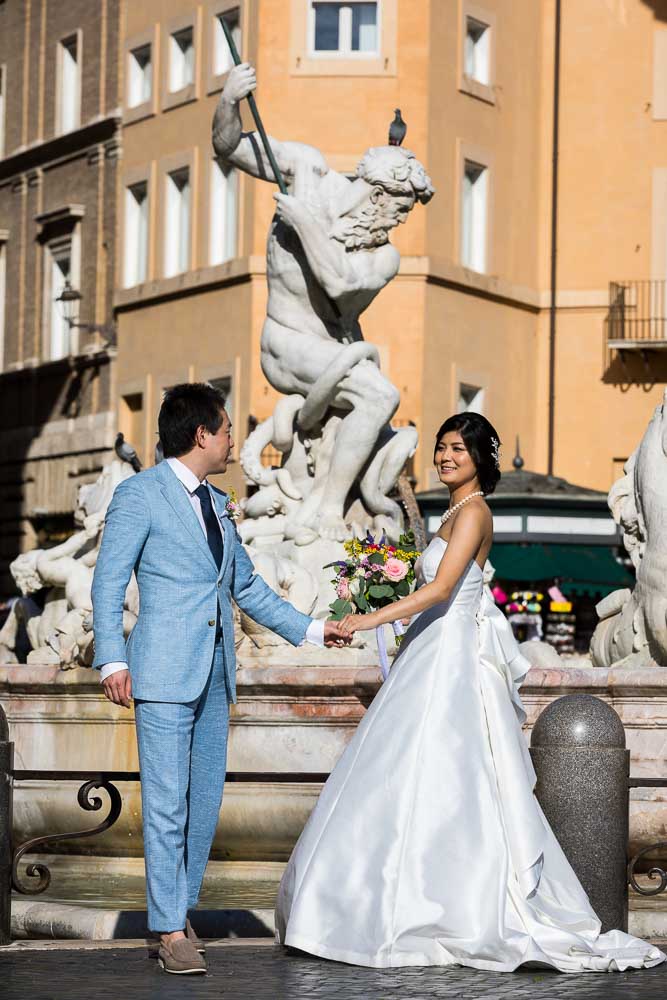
158, 382, 227, 458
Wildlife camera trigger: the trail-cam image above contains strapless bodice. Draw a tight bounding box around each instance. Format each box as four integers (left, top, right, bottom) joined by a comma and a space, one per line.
414, 536, 483, 613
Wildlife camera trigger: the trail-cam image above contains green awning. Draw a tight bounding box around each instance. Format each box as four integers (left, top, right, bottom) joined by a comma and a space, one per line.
489, 542, 634, 597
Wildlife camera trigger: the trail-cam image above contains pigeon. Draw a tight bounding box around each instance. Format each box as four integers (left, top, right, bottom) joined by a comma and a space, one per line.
388, 109, 406, 146
114, 432, 142, 473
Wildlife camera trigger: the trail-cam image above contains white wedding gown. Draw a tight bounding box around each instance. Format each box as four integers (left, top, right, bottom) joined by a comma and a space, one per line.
275, 537, 665, 973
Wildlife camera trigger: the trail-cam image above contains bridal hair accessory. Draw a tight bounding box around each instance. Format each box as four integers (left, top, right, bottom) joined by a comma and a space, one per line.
491, 437, 500, 468
441, 491, 485, 524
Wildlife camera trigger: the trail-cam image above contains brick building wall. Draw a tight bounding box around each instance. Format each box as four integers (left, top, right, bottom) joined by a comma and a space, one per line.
0, 0, 122, 593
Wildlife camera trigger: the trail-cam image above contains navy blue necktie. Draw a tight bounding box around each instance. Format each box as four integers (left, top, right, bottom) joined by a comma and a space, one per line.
195, 484, 223, 570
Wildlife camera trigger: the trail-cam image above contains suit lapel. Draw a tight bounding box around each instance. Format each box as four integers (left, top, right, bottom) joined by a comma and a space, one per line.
210, 489, 234, 579
157, 462, 217, 573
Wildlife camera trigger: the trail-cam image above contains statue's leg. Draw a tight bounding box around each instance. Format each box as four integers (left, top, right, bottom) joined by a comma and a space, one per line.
359, 424, 419, 540
307, 361, 399, 540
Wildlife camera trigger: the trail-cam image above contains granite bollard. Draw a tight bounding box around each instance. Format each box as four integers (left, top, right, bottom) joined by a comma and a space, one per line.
530, 693, 629, 933
0, 703, 13, 945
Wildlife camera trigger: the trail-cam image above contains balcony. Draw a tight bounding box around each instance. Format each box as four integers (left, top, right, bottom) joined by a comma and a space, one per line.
608, 281, 667, 360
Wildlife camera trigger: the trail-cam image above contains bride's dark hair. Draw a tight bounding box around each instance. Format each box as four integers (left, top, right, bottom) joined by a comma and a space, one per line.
434, 413, 501, 495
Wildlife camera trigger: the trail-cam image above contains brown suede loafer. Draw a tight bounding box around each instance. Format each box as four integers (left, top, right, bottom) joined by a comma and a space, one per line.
186, 917, 206, 954
157, 936, 206, 975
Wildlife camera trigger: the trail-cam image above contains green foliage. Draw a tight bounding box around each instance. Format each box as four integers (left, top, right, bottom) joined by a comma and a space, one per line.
367, 552, 385, 566
369, 584, 394, 599
329, 598, 353, 620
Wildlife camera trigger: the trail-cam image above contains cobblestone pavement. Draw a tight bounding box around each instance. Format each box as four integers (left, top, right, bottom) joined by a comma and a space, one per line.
2, 942, 667, 1000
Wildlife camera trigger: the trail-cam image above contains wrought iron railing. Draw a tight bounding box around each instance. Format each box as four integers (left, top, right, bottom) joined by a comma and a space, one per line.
627, 776, 667, 896
9, 768, 329, 898
609, 280, 667, 344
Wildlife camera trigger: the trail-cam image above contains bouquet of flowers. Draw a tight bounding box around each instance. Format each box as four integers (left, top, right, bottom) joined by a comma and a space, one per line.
326, 531, 421, 679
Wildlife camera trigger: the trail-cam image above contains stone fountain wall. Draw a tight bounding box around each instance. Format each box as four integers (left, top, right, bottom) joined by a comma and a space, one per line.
3, 654, 667, 908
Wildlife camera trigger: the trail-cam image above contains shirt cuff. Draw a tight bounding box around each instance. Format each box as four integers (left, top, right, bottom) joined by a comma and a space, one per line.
303, 619, 325, 647
99, 661, 129, 682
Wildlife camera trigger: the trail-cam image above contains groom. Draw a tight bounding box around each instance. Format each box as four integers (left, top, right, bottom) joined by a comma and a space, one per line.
92, 382, 347, 974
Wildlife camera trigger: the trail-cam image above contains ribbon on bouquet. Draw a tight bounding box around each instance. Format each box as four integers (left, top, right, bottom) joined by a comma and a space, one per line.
376, 621, 405, 681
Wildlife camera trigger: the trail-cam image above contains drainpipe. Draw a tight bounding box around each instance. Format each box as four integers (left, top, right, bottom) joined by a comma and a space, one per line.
547, 0, 562, 477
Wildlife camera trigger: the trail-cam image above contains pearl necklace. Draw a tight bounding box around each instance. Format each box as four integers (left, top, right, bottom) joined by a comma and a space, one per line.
440, 490, 485, 524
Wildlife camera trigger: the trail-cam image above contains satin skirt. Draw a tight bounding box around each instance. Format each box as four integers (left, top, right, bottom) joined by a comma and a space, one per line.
275, 593, 665, 973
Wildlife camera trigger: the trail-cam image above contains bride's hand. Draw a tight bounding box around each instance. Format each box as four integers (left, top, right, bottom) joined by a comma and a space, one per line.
339, 614, 369, 635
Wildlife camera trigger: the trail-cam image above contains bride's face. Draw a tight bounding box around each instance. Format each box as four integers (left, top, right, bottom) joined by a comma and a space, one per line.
434, 432, 478, 490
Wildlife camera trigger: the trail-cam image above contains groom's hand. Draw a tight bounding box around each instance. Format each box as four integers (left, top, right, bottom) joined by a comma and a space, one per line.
102, 669, 133, 708
323, 621, 351, 647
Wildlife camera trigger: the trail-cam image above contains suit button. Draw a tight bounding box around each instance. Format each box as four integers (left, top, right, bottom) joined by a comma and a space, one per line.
208, 619, 215, 626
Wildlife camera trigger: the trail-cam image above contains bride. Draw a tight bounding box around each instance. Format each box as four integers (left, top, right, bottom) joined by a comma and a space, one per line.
275, 413, 665, 973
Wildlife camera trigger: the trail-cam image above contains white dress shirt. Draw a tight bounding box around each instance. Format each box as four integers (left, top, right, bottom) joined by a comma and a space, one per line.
100, 457, 324, 682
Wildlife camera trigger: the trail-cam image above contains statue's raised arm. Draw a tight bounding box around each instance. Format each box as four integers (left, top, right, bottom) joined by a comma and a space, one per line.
210, 60, 434, 563
212, 63, 328, 185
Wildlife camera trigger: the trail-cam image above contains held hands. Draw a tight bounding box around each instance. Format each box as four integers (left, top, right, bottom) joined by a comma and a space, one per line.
222, 62, 257, 104
102, 669, 133, 709
339, 614, 371, 637
323, 620, 352, 647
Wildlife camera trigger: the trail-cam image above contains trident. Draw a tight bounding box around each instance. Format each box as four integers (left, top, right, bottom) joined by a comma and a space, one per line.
220, 19, 288, 195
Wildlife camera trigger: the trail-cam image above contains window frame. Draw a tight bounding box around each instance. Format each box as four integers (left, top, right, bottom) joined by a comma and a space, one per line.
162, 10, 201, 112
290, 0, 396, 77
206, 1, 245, 96
124, 25, 159, 125
458, 142, 492, 275
55, 30, 82, 136
459, 3, 495, 104
42, 230, 81, 361
197, 359, 240, 444
121, 164, 155, 288
208, 156, 239, 266
124, 180, 150, 289
159, 149, 197, 279
308, 1, 381, 59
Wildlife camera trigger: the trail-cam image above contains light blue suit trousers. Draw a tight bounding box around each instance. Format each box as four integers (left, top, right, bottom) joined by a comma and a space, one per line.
134, 643, 229, 932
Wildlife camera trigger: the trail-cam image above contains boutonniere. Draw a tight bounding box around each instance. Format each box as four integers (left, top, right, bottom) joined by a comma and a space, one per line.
224, 489, 242, 522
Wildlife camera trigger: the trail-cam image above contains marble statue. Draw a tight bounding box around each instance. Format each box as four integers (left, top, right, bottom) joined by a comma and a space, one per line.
212, 63, 433, 557
0, 460, 137, 668
591, 389, 667, 668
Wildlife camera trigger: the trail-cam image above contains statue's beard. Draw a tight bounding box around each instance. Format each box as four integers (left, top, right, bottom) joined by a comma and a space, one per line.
330, 200, 408, 251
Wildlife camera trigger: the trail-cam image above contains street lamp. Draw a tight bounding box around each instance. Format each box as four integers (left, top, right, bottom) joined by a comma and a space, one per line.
55, 281, 117, 348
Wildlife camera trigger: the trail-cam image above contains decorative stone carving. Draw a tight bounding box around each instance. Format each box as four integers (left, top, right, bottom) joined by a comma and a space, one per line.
212, 65, 433, 610
591, 389, 667, 668
0, 460, 136, 668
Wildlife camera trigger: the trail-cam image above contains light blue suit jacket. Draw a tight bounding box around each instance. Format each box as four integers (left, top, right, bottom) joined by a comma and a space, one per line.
91, 461, 312, 703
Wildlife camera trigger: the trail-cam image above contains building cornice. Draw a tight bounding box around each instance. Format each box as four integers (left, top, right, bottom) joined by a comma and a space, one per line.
0, 115, 122, 183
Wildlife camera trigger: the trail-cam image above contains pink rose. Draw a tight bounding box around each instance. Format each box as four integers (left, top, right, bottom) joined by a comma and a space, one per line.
336, 579, 351, 600
382, 558, 408, 583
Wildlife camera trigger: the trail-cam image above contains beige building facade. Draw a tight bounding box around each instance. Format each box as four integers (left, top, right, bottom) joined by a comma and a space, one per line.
113, 0, 667, 505
2, 0, 666, 591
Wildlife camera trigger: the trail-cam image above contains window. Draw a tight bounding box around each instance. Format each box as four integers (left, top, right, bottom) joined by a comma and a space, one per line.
120, 392, 144, 459
213, 7, 241, 76
57, 34, 80, 135
310, 1, 379, 55
209, 375, 234, 433
0, 65, 5, 158
124, 181, 149, 287
210, 160, 238, 265
47, 241, 73, 359
0, 238, 6, 372
128, 44, 152, 108
464, 17, 490, 85
461, 160, 488, 273
164, 167, 191, 277
458, 383, 485, 414
169, 26, 195, 92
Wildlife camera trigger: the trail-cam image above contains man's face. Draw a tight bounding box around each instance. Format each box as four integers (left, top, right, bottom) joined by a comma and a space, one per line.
203, 408, 234, 475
